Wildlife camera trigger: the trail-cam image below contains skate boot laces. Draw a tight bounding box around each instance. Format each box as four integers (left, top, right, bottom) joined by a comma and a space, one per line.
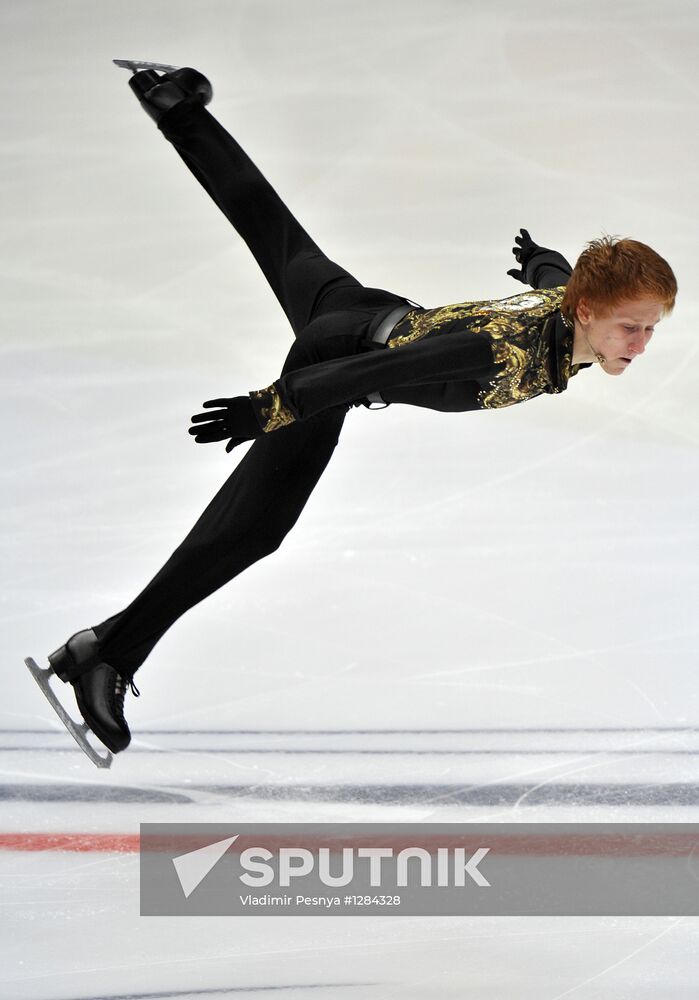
112, 673, 140, 720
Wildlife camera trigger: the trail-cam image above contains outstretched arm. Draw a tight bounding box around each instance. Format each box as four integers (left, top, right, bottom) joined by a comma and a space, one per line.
189, 231, 575, 449
189, 326, 497, 447
251, 326, 497, 429
508, 227, 573, 289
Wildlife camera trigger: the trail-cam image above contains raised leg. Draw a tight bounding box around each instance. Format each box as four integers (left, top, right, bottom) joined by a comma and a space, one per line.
156, 99, 365, 335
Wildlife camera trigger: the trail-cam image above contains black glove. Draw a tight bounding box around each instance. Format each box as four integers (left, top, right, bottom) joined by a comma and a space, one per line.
189, 396, 264, 453
507, 227, 546, 285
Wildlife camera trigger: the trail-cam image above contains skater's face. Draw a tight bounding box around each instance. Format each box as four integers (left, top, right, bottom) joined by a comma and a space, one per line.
574, 297, 663, 376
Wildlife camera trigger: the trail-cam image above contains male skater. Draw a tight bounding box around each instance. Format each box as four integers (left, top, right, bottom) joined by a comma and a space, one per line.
27, 63, 677, 764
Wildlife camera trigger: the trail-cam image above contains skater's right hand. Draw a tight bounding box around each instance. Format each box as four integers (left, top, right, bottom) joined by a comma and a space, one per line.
507, 228, 544, 285
189, 396, 264, 453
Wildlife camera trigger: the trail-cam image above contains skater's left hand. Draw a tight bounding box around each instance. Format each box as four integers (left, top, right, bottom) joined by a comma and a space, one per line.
507, 228, 561, 285
507, 228, 541, 284
189, 396, 264, 452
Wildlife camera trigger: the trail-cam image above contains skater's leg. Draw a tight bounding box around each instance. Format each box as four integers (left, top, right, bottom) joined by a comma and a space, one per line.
92, 405, 346, 675
89, 308, 378, 673
156, 99, 366, 335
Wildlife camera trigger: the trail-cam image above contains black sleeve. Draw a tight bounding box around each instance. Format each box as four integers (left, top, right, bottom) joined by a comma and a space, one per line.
258, 328, 497, 423
526, 248, 574, 289
378, 379, 483, 412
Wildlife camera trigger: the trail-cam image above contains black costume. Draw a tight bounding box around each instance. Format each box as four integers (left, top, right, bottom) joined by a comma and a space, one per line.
90, 99, 591, 678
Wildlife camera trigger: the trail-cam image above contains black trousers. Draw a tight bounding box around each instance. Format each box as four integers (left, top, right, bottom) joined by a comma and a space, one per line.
91, 99, 410, 675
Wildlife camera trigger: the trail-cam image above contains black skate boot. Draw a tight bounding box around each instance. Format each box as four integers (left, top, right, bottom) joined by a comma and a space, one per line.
48, 628, 139, 753
71, 662, 139, 754
26, 627, 140, 766
118, 62, 213, 123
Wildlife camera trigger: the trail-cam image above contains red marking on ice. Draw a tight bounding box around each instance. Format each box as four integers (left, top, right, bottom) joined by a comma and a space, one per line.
0, 833, 140, 853
1, 832, 699, 856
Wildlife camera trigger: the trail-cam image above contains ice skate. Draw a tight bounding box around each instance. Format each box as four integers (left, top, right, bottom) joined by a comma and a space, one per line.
25, 628, 140, 767
113, 58, 213, 123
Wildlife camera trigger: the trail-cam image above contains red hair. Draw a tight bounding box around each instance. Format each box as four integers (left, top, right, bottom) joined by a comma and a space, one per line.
560, 234, 677, 326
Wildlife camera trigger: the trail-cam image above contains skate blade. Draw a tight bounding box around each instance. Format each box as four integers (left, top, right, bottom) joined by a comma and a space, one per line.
24, 657, 113, 769
113, 58, 180, 74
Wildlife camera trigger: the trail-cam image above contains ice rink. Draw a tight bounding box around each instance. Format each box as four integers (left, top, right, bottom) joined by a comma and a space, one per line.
3, 0, 699, 996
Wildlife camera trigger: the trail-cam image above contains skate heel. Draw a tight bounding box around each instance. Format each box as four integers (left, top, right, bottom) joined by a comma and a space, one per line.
48, 629, 102, 682
48, 645, 80, 682
127, 69, 163, 101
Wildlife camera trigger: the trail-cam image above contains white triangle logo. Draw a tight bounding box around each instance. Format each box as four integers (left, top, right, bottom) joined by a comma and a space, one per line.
172, 835, 239, 898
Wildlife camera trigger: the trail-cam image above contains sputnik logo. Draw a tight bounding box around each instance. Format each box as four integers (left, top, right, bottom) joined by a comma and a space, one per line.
172, 835, 239, 898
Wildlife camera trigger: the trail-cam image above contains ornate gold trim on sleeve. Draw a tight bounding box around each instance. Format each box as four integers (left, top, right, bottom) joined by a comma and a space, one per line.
250, 384, 297, 433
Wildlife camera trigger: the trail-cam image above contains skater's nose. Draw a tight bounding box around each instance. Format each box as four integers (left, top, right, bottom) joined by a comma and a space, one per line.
627, 332, 647, 356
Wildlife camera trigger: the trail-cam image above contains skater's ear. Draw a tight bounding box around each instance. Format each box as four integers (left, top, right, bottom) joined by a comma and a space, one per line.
575, 297, 594, 325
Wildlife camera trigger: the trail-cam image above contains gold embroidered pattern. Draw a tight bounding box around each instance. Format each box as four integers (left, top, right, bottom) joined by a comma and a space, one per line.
387, 306, 477, 348
387, 286, 570, 409
250, 384, 296, 432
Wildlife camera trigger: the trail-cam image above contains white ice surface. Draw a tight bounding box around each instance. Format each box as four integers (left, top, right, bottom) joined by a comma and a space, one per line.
2, 0, 699, 997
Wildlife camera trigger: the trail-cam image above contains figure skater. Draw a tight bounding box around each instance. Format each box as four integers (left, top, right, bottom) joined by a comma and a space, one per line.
26, 62, 677, 765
